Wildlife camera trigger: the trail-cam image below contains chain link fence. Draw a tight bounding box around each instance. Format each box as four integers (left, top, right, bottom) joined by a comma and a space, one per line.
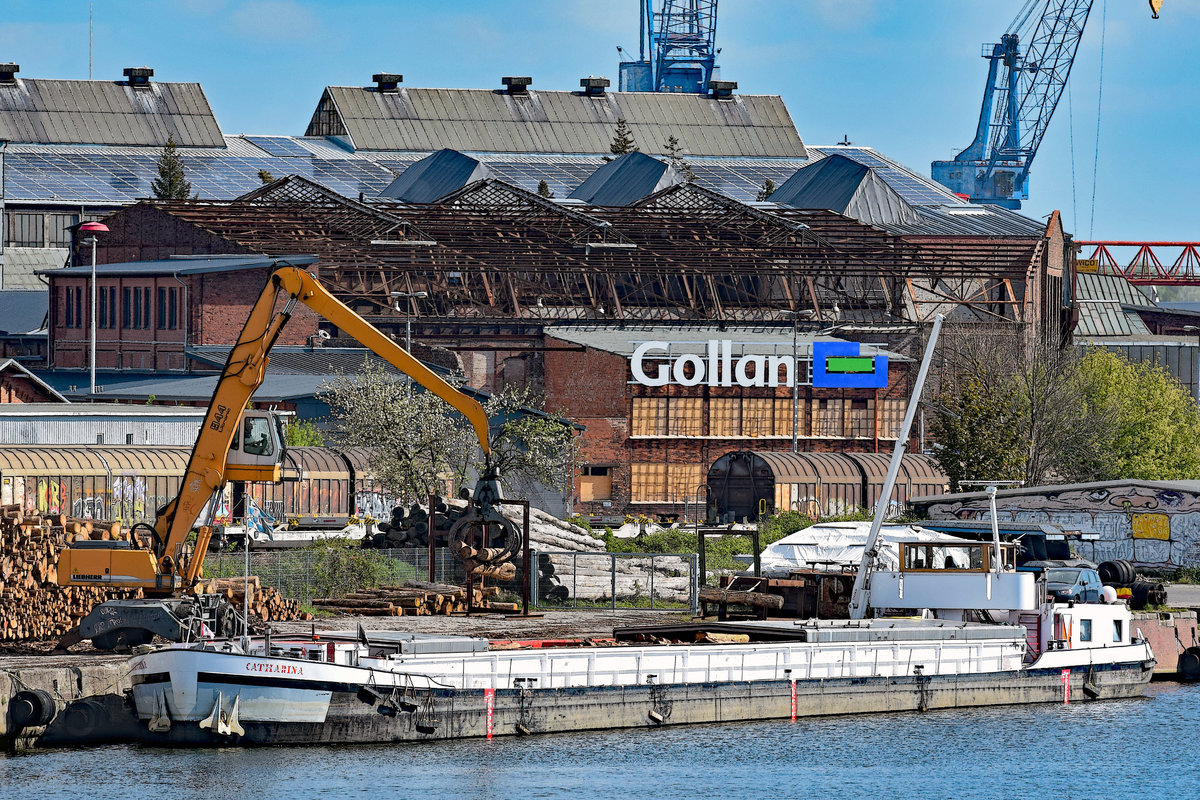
203, 547, 699, 614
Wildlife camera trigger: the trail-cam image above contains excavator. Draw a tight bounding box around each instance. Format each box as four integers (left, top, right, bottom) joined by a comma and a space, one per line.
56, 263, 510, 650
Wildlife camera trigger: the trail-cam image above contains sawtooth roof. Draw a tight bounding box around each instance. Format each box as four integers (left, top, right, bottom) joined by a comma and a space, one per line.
307, 87, 806, 157
0, 77, 224, 147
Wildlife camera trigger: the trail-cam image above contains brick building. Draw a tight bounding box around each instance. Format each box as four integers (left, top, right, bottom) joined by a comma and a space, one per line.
541, 326, 915, 520
40, 254, 319, 377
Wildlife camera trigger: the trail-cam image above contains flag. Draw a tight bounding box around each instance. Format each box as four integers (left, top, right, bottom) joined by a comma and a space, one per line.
200, 622, 214, 638
246, 496, 277, 536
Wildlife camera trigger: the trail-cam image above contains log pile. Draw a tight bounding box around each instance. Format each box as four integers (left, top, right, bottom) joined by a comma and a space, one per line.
1, 504, 141, 643
366, 498, 467, 549
311, 580, 515, 615
191, 576, 310, 623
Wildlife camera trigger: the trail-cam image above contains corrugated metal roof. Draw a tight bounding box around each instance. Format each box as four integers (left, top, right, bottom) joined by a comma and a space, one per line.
568, 151, 680, 207
378, 148, 492, 202
312, 87, 806, 157
0, 290, 48, 334
0, 78, 224, 147
770, 155, 923, 228
41, 254, 316, 278
1073, 273, 1156, 337
1, 248, 67, 289
1075, 272, 1155, 307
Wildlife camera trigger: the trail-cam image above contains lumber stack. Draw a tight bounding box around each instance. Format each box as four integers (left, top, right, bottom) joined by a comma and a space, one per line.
311, 580, 517, 616
1, 504, 141, 642
191, 576, 310, 623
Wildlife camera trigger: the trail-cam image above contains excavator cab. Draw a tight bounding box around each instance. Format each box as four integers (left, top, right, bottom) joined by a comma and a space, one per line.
225, 410, 286, 482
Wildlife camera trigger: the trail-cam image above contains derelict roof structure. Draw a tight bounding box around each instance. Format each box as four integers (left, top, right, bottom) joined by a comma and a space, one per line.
306, 85, 806, 157
88, 173, 1056, 330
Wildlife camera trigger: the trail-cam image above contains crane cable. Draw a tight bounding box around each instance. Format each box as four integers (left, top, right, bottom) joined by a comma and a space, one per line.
1089, 0, 1108, 238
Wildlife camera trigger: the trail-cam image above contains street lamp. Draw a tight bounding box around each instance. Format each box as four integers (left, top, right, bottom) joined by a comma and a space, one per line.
779, 310, 802, 453
389, 290, 428, 352
79, 221, 109, 396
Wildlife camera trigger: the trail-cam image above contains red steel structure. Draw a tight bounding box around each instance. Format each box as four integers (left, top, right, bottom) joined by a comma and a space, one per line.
1077, 241, 1200, 285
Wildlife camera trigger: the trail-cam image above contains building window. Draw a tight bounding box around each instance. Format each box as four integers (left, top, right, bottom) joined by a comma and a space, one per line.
632, 398, 668, 437
848, 398, 873, 438
743, 398, 774, 437
631, 462, 702, 503
668, 397, 702, 436
125, 433, 134, 445
157, 286, 180, 330
1113, 620, 1123, 642
47, 213, 78, 247
64, 285, 84, 328
8, 212, 43, 247
98, 286, 117, 329
878, 399, 906, 439
630, 463, 667, 503
815, 398, 844, 437
709, 398, 741, 437
774, 398, 797, 436
667, 464, 702, 503
579, 466, 613, 502
123, 287, 132, 328
1079, 619, 1092, 642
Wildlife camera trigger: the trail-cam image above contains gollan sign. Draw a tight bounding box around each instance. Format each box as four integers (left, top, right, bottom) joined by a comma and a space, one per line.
630, 340, 887, 389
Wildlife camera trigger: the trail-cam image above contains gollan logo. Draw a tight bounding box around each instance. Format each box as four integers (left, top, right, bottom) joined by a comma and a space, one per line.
630, 340, 886, 389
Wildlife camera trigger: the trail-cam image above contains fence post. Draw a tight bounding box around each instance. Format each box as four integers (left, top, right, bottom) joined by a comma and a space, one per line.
530, 549, 539, 610
690, 553, 700, 615
573, 552, 578, 609
611, 553, 617, 611
650, 554, 656, 610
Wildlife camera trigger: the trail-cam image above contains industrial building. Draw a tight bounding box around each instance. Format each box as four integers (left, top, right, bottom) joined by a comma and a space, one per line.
0, 61, 1077, 518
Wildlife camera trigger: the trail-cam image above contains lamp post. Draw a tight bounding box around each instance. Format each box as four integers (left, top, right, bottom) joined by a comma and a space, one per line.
79, 221, 109, 396
389, 290, 428, 352
779, 311, 801, 453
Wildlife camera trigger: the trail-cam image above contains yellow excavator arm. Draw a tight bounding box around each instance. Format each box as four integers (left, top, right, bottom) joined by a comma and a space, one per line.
59, 265, 490, 593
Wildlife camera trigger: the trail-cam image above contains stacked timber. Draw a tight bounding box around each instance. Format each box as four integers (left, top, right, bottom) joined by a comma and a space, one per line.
311, 580, 516, 615
367, 498, 467, 549
0, 504, 141, 642
191, 576, 310, 623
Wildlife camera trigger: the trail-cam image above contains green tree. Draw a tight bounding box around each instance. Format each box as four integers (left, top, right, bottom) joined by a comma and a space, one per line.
756, 178, 776, 202
257, 169, 276, 185
603, 118, 639, 162
1077, 349, 1200, 480
663, 135, 696, 183
151, 136, 196, 200
481, 384, 575, 498
284, 419, 325, 447
931, 371, 1026, 492
320, 364, 576, 503
536, 180, 554, 199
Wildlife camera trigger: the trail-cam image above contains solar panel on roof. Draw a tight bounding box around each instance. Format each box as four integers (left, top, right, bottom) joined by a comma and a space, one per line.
244, 136, 313, 157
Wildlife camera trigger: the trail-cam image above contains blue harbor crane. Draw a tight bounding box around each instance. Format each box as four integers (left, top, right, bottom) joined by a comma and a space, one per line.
931, 0, 1095, 209
618, 0, 719, 93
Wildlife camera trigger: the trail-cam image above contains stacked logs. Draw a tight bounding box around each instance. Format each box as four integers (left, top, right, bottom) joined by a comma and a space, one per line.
191, 576, 310, 622
312, 580, 517, 616
366, 499, 468, 549
1, 504, 141, 642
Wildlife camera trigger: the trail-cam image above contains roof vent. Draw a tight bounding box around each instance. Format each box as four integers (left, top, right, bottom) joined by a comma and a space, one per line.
708, 79, 737, 99
501, 76, 532, 95
580, 76, 610, 96
372, 72, 403, 92
0, 63, 18, 85
123, 66, 154, 88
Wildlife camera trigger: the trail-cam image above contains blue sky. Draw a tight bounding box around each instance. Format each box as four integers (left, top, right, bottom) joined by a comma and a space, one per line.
4, 0, 1197, 241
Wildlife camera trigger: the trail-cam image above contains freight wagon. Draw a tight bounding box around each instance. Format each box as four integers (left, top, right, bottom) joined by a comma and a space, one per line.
0, 445, 395, 544
706, 450, 948, 522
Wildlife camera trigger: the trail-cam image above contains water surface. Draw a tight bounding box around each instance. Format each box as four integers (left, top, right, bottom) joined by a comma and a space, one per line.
3, 683, 1196, 799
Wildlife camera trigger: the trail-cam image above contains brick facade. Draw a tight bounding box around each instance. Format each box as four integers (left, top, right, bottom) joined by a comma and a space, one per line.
541, 334, 916, 520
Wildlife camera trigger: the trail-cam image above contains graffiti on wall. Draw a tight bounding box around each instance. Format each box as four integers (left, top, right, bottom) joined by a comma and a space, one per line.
924, 484, 1200, 568
355, 491, 397, 520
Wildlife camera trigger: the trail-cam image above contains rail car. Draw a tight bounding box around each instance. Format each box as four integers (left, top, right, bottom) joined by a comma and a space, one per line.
706, 450, 948, 522
0, 445, 395, 541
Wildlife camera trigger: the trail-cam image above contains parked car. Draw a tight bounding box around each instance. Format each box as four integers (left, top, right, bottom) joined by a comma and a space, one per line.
1045, 567, 1102, 603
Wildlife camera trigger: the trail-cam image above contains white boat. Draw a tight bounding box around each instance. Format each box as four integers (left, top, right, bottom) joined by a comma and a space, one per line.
116, 537, 1154, 746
